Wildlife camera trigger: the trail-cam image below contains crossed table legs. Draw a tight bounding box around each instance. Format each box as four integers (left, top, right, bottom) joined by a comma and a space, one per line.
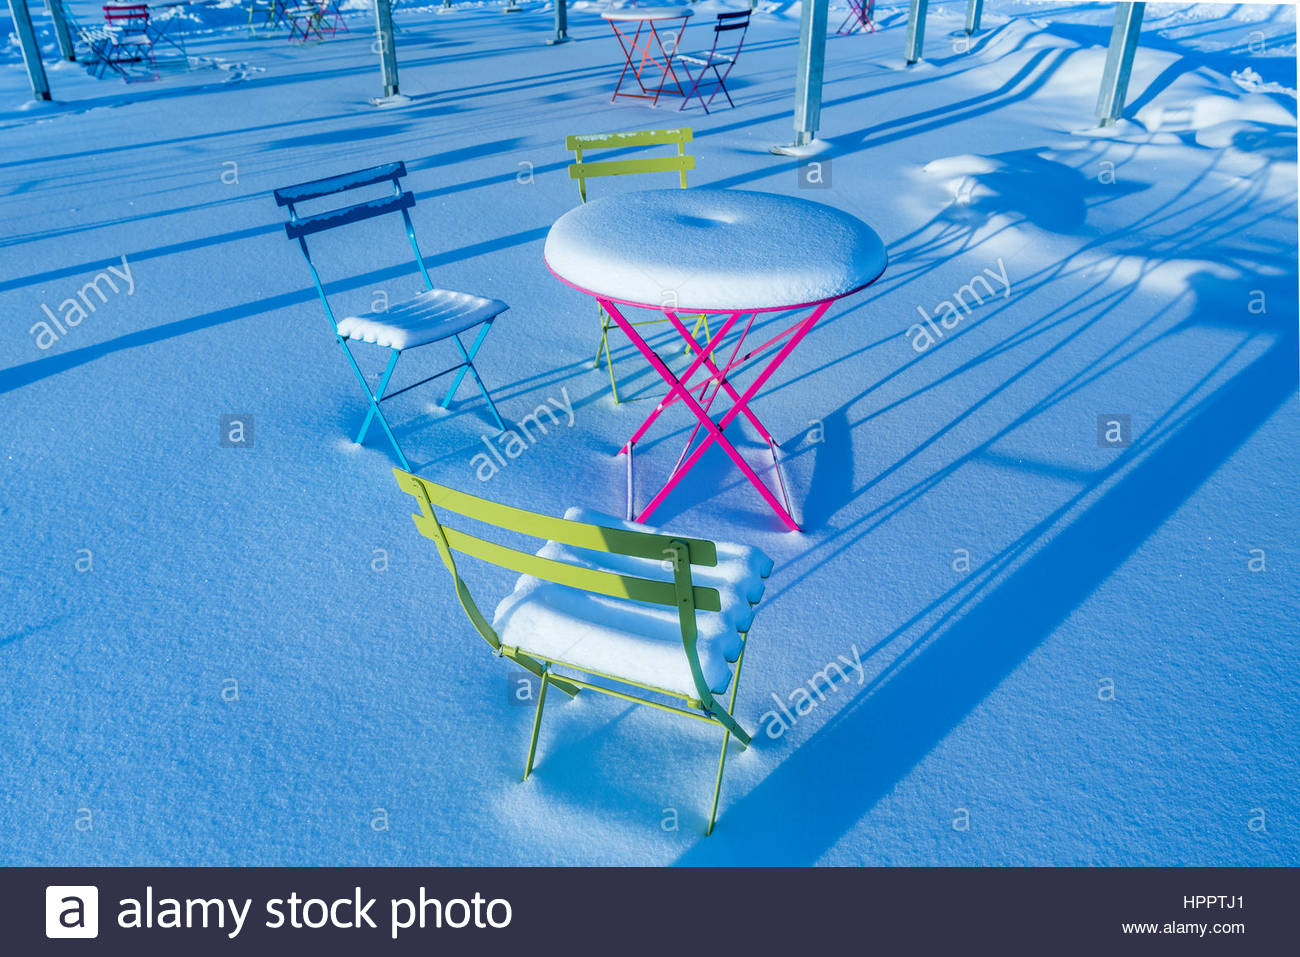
606, 15, 690, 106
598, 298, 834, 532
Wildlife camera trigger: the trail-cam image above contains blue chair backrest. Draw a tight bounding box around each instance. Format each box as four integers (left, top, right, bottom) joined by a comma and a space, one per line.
275, 161, 435, 329
275, 161, 414, 239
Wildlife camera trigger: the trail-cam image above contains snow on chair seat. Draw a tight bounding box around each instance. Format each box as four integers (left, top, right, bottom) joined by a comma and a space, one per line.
499, 507, 771, 696
493, 578, 740, 699
337, 290, 508, 351
393, 469, 772, 834
678, 52, 733, 67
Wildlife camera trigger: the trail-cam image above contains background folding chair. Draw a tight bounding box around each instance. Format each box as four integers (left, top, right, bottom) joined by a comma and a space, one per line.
392, 468, 773, 833
275, 162, 508, 471
69, 12, 125, 79
247, 0, 289, 36
316, 0, 350, 35
677, 10, 750, 114
101, 4, 157, 79
287, 0, 348, 41
565, 128, 710, 404
286, 3, 326, 42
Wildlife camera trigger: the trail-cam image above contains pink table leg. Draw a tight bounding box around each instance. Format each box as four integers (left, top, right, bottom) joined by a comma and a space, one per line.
601, 297, 833, 531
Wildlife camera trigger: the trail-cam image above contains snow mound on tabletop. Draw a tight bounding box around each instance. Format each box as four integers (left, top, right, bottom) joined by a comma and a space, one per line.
544, 188, 887, 311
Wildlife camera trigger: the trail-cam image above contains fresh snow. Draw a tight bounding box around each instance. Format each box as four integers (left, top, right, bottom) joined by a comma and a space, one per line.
0, 1, 1296, 866
494, 576, 741, 697
336, 289, 510, 350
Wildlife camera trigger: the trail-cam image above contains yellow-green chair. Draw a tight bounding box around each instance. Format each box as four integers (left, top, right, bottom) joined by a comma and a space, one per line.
565, 128, 711, 403
393, 467, 773, 834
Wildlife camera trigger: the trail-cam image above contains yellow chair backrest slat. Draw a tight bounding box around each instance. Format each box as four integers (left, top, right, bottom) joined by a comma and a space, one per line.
395, 469, 724, 614
565, 127, 694, 202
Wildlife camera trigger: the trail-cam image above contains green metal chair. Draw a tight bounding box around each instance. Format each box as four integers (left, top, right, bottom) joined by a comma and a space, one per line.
565, 128, 711, 404
393, 467, 773, 834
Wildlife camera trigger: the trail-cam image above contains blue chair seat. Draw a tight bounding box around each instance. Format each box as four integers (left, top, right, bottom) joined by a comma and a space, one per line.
338, 290, 508, 351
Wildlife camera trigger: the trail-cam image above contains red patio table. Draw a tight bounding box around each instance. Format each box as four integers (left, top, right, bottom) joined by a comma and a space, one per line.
545, 188, 887, 532
601, 6, 693, 106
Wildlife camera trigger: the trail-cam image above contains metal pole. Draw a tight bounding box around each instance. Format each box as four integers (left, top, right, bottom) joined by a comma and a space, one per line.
8, 0, 51, 101
374, 0, 399, 98
46, 0, 76, 61
791, 0, 828, 146
1096, 2, 1144, 126
547, 0, 568, 44
964, 0, 982, 35
904, 0, 928, 64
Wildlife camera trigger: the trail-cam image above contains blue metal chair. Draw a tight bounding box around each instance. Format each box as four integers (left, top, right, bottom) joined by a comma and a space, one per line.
275, 162, 507, 470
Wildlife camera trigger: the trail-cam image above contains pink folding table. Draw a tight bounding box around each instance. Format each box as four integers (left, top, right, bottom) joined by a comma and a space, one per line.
545, 188, 887, 532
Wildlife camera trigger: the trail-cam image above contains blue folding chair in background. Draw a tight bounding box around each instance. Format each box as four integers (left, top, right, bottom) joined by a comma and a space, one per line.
275, 162, 507, 470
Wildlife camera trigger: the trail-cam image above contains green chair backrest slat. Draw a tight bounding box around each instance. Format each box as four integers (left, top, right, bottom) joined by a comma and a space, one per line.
565, 128, 693, 151
411, 518, 723, 613
566, 127, 693, 203
396, 468, 724, 614
396, 468, 718, 565
567, 155, 695, 183
393, 468, 731, 714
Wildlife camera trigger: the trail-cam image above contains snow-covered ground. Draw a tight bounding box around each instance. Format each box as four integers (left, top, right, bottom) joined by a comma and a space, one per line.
1, 1, 1296, 865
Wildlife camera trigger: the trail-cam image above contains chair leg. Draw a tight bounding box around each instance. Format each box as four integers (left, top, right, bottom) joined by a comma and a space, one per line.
464, 356, 507, 432
704, 65, 734, 111
342, 343, 410, 470
523, 669, 551, 781
594, 307, 623, 404
355, 348, 400, 445
707, 636, 751, 834
605, 334, 622, 404
679, 60, 706, 113
440, 322, 506, 432
594, 305, 610, 368
682, 313, 713, 358
707, 728, 733, 836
